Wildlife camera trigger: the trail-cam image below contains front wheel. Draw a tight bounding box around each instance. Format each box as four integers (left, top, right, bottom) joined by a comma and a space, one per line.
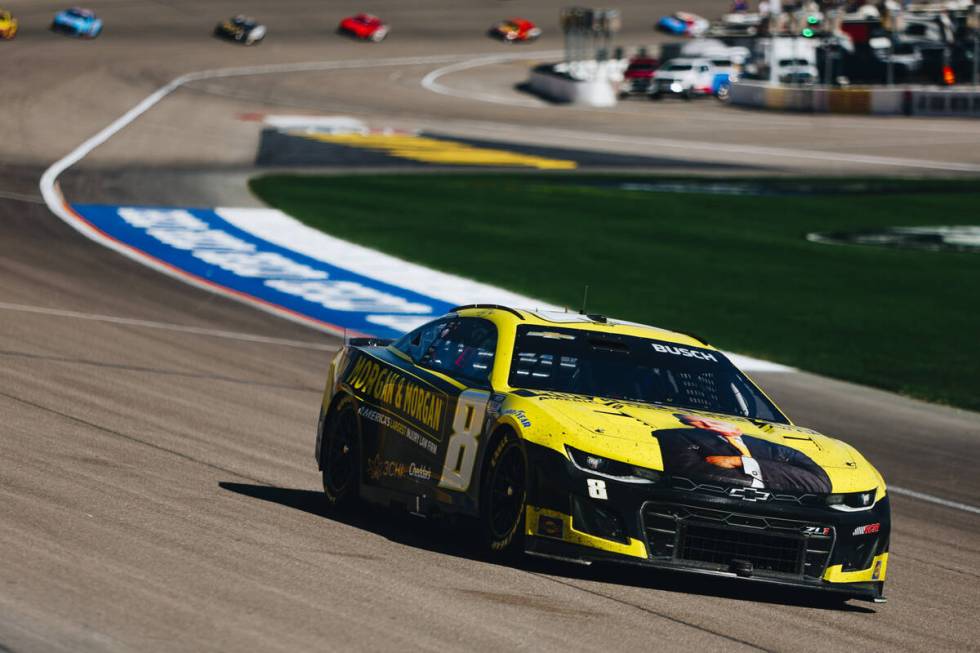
479, 430, 528, 556
320, 399, 360, 509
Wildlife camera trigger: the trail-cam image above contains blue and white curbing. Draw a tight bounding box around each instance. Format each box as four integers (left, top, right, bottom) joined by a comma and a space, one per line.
67, 203, 790, 372
69, 204, 553, 339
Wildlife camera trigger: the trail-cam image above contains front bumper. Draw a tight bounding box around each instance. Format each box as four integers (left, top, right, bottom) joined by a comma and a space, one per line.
524, 443, 890, 602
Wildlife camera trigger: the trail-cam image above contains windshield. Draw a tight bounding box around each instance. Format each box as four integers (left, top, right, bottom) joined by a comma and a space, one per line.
508, 325, 787, 422
629, 62, 656, 71
778, 58, 810, 66
664, 63, 693, 71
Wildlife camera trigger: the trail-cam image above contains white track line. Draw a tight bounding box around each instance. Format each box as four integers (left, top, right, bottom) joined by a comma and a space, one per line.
0, 189, 46, 204
423, 117, 980, 173
889, 485, 980, 516
421, 51, 560, 108
0, 301, 337, 351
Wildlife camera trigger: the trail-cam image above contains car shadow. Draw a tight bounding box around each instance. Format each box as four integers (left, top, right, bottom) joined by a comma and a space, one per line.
218, 481, 876, 614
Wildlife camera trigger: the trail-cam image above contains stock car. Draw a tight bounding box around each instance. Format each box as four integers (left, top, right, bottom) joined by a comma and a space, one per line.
214, 15, 266, 46
488, 18, 541, 42
656, 11, 709, 37
51, 7, 102, 38
338, 13, 388, 42
0, 9, 18, 39
316, 305, 890, 603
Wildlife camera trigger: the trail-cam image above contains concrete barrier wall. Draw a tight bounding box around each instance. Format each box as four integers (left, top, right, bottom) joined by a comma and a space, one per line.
527, 65, 617, 107
908, 88, 980, 117
730, 81, 980, 117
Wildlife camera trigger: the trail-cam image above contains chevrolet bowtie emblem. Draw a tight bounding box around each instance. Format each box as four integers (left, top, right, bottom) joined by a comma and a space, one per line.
728, 487, 771, 502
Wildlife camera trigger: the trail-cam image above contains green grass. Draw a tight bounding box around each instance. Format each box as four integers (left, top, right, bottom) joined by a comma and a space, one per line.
250, 173, 980, 412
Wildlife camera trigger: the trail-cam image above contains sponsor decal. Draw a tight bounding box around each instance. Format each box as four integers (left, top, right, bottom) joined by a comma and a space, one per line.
347, 357, 445, 434
69, 205, 449, 339
853, 522, 881, 536
487, 393, 506, 416
728, 487, 771, 502
408, 462, 433, 481
652, 343, 719, 362
367, 454, 408, 481
808, 226, 980, 253
357, 405, 438, 455
502, 408, 532, 428
538, 515, 565, 538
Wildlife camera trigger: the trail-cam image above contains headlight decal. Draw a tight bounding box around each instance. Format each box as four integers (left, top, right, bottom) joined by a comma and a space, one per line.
566, 446, 662, 484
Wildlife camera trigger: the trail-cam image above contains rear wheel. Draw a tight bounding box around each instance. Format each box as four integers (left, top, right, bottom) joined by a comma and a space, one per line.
321, 399, 360, 508
480, 430, 528, 556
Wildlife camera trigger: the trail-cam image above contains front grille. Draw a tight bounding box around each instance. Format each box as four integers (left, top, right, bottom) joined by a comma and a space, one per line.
630, 78, 651, 92
681, 523, 801, 574
642, 502, 834, 579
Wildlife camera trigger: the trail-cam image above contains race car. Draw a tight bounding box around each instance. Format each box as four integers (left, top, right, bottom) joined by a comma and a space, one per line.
0, 9, 18, 40
51, 7, 102, 38
656, 11, 709, 37
214, 15, 266, 46
488, 18, 541, 42
620, 54, 660, 97
316, 305, 890, 603
338, 13, 388, 42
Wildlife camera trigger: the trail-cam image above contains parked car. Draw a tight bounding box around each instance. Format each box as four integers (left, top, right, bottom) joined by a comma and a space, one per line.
338, 13, 388, 42
620, 55, 660, 96
213, 15, 266, 45
777, 57, 819, 83
650, 58, 718, 99
489, 18, 541, 42
0, 8, 18, 39
51, 7, 102, 38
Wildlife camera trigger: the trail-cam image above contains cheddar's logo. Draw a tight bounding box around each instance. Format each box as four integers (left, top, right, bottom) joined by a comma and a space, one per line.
346, 356, 445, 433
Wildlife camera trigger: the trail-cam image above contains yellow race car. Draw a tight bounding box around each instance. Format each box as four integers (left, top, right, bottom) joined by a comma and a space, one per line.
0, 9, 18, 39
316, 305, 889, 603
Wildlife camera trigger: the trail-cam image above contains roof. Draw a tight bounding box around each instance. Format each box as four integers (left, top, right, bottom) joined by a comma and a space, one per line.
451, 305, 709, 348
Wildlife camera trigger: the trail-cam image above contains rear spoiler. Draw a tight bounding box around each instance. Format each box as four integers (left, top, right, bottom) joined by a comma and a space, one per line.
348, 337, 394, 348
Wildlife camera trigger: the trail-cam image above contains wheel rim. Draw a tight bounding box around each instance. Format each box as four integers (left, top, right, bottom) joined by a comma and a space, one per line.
488, 445, 526, 538
325, 408, 357, 496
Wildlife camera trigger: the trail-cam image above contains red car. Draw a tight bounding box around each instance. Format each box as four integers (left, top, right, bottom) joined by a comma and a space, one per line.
489, 18, 541, 42
338, 13, 388, 42
620, 55, 660, 97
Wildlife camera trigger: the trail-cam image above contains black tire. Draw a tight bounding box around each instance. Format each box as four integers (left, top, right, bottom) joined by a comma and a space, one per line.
479, 429, 528, 557
320, 398, 360, 509
650, 92, 662, 101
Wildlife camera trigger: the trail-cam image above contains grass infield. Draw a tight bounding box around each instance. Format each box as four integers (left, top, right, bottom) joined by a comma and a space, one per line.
250, 174, 980, 412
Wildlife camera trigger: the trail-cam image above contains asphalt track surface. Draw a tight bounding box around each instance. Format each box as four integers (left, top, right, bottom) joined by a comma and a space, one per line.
2, 1, 980, 651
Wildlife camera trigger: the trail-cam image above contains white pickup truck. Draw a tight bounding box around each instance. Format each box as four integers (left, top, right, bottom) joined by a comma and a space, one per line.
649, 57, 733, 99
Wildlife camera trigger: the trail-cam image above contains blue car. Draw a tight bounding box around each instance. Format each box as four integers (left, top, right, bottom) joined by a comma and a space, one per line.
51, 7, 102, 38
711, 72, 731, 98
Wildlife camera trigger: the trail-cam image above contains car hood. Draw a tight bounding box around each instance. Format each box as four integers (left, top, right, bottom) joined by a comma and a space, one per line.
511, 393, 870, 493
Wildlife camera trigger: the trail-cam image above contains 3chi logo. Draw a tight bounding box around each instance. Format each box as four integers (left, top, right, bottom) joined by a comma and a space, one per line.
728, 487, 771, 502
